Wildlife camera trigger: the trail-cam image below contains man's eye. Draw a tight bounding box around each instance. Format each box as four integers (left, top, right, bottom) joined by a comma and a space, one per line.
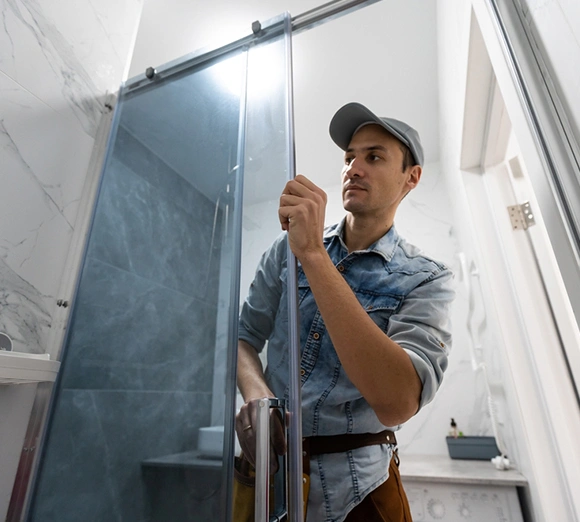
369, 154, 381, 161
345, 157, 353, 165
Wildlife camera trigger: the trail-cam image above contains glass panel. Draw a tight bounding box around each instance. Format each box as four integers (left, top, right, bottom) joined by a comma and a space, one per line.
27, 49, 247, 521
237, 13, 301, 521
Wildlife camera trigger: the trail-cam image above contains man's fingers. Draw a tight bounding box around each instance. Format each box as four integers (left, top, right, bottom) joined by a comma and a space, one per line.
236, 399, 288, 472
279, 193, 304, 207
236, 400, 259, 466
294, 174, 323, 193
283, 177, 324, 201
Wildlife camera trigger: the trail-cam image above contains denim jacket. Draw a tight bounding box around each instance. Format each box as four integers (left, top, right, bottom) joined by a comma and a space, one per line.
239, 218, 454, 522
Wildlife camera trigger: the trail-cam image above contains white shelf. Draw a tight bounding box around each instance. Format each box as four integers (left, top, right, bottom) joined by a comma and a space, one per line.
399, 454, 528, 486
0, 351, 60, 385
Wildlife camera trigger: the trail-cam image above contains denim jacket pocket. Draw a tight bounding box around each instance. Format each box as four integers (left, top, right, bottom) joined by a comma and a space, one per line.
356, 291, 401, 331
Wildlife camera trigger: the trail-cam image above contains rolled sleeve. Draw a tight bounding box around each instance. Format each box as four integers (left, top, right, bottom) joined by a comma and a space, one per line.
238, 233, 287, 353
387, 267, 455, 409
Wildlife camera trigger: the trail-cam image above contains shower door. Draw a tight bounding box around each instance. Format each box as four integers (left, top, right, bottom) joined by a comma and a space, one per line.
24, 14, 298, 522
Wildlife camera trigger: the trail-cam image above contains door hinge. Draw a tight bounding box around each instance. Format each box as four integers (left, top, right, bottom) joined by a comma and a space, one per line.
507, 202, 536, 230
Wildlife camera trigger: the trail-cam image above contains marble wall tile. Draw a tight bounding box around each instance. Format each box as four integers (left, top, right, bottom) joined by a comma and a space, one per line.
114, 126, 215, 218
31, 122, 226, 519
87, 156, 221, 303
0, 71, 93, 230
58, 129, 224, 392
0, 71, 92, 352
0, 0, 142, 137
30, 388, 211, 522
85, 0, 145, 79
0, 0, 144, 357
29, 390, 121, 522
112, 125, 227, 304
61, 258, 218, 392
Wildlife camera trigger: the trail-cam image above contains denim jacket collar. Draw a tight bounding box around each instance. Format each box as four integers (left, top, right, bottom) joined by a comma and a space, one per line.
323, 217, 401, 262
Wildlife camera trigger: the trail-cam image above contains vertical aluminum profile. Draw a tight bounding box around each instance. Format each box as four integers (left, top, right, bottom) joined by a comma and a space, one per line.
282, 12, 304, 522
221, 47, 250, 522
254, 398, 271, 521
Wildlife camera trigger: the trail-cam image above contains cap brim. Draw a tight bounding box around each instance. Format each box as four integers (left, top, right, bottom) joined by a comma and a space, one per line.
329, 102, 408, 151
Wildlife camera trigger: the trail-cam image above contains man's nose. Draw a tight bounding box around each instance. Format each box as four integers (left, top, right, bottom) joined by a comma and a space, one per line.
344, 157, 363, 178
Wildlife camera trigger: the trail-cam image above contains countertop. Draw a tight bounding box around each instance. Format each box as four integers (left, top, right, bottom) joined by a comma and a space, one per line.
142, 451, 528, 488
399, 454, 527, 487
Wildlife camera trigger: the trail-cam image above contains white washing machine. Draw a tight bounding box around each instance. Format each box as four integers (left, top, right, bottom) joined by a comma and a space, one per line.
400, 455, 527, 522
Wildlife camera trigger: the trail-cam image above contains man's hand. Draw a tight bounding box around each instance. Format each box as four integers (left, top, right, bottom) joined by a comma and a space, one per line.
279, 175, 327, 261
235, 399, 287, 474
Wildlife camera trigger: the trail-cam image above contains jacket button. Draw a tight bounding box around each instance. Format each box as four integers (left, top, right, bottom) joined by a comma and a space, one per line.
300, 368, 306, 376
337, 264, 345, 272
313, 332, 320, 340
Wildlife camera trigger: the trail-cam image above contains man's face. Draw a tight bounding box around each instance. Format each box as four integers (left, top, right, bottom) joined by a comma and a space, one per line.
341, 124, 418, 216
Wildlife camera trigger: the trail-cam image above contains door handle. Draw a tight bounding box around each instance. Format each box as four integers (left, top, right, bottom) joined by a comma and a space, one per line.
254, 398, 286, 522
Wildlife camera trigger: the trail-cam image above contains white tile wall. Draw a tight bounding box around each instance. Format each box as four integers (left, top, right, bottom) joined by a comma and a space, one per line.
0, 0, 143, 354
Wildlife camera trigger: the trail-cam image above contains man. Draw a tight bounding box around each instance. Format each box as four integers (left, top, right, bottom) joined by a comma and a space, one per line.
235, 102, 454, 521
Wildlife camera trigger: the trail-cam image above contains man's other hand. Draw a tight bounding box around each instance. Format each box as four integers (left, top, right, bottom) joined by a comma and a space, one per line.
235, 398, 287, 474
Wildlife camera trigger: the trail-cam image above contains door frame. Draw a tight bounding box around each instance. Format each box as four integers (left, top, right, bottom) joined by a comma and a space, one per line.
460, 5, 580, 520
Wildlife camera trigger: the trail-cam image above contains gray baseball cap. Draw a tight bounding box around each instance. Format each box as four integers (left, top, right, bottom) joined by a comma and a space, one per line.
329, 102, 424, 167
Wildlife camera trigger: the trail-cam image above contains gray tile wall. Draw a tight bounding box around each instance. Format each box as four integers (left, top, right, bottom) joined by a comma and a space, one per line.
30, 126, 224, 522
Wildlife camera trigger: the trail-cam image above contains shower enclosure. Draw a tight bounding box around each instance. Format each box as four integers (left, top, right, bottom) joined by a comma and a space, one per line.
24, 13, 297, 522
17, 3, 381, 521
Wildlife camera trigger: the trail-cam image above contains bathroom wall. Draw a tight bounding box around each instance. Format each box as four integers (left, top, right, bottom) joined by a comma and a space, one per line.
0, 0, 143, 355
28, 125, 223, 521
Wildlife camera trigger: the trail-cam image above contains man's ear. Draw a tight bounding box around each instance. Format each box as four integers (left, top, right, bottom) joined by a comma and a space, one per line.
406, 165, 422, 190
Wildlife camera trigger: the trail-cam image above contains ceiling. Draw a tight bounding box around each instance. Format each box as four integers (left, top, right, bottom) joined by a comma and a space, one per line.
125, 0, 440, 203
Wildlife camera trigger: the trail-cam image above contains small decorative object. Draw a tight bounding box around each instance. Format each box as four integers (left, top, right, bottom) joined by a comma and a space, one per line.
448, 418, 458, 438
0, 332, 13, 352
491, 455, 511, 470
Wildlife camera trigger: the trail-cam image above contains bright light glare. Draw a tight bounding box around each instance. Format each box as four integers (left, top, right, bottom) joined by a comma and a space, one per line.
212, 44, 284, 98
247, 44, 284, 100
212, 54, 245, 97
